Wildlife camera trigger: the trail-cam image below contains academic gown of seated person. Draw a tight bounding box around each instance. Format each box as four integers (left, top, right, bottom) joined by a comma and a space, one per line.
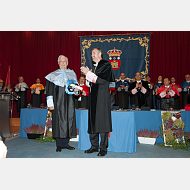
30, 83, 44, 107
116, 80, 129, 109
14, 82, 29, 112
146, 82, 155, 109
180, 81, 190, 108
128, 81, 149, 108
155, 85, 180, 110
171, 83, 182, 110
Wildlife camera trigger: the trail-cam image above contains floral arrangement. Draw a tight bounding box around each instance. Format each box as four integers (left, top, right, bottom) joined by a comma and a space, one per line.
159, 111, 190, 151
35, 110, 56, 143
136, 128, 159, 138
24, 124, 44, 134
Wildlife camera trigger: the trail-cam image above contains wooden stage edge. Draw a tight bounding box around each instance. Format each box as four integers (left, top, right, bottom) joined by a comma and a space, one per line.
10, 118, 20, 133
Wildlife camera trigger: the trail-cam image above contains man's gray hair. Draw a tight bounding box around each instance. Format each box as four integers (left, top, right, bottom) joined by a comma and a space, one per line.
18, 76, 24, 80
58, 55, 68, 63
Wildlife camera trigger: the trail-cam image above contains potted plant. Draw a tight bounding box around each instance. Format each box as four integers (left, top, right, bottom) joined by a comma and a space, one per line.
24, 123, 45, 139
136, 128, 159, 145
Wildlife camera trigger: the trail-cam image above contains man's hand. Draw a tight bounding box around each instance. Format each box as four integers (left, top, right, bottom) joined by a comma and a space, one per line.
49, 106, 54, 110
80, 66, 90, 75
74, 88, 79, 92
138, 82, 142, 89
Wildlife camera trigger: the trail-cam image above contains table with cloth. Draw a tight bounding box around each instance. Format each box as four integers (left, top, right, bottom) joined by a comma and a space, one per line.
19, 108, 190, 153
19, 108, 48, 138
75, 110, 190, 153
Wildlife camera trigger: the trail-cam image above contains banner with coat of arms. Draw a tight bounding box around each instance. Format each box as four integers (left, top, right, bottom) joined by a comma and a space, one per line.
80, 33, 151, 82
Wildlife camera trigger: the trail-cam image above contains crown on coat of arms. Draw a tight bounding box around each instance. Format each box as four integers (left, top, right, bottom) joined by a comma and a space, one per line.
107, 47, 122, 57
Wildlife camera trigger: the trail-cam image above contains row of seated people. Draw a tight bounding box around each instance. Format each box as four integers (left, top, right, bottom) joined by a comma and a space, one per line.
1, 73, 190, 112
112, 73, 190, 110
0, 77, 45, 116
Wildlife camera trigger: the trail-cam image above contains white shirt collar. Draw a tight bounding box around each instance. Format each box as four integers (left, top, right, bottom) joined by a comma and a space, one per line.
93, 63, 98, 67
165, 85, 170, 88
136, 80, 141, 83
158, 81, 162, 83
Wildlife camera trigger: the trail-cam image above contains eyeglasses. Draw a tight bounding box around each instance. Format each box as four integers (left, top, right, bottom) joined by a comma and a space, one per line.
0, 82, 3, 83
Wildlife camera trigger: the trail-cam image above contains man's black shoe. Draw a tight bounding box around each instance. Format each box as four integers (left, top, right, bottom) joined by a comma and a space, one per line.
64, 145, 75, 150
84, 147, 99, 153
97, 150, 107, 156
56, 147, 62, 152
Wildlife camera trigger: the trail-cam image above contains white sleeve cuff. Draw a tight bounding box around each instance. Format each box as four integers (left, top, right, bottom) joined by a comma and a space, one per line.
160, 91, 166, 98
169, 90, 175, 97
131, 88, 138, 95
47, 96, 54, 107
141, 86, 147, 94
86, 71, 98, 83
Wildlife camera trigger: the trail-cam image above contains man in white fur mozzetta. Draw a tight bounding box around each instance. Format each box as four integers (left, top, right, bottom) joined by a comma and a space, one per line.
45, 55, 80, 152
14, 76, 29, 116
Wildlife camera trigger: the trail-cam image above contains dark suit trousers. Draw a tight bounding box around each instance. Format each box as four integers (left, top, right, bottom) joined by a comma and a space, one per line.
90, 133, 109, 151
56, 138, 69, 148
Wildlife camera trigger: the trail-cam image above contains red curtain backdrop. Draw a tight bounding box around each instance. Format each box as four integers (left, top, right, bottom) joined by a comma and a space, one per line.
0, 31, 190, 107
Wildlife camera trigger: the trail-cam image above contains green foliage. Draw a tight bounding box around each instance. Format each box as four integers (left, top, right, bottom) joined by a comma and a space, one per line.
173, 119, 185, 129
161, 112, 172, 122
34, 134, 56, 143
159, 125, 164, 139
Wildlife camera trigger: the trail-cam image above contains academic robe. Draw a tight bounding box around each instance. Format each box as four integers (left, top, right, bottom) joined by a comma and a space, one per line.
128, 81, 150, 108
87, 59, 115, 134
180, 81, 190, 108
171, 83, 182, 110
75, 84, 89, 109
154, 82, 163, 109
116, 80, 129, 109
14, 82, 29, 112
30, 83, 44, 107
155, 85, 180, 110
146, 82, 155, 109
45, 69, 78, 139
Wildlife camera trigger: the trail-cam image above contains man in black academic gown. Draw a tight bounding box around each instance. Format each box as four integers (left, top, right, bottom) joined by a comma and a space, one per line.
180, 74, 190, 108
128, 72, 149, 108
80, 48, 115, 156
116, 73, 129, 109
45, 55, 80, 152
14, 76, 29, 116
145, 75, 155, 109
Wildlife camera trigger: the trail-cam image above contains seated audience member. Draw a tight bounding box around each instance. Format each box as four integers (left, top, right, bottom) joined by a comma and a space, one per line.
116, 73, 129, 109
145, 75, 155, 109
170, 76, 182, 110
129, 78, 136, 107
75, 75, 89, 109
14, 76, 29, 116
0, 79, 12, 93
155, 77, 179, 110
0, 132, 7, 158
30, 77, 45, 107
128, 72, 149, 108
180, 74, 190, 108
155, 75, 163, 109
